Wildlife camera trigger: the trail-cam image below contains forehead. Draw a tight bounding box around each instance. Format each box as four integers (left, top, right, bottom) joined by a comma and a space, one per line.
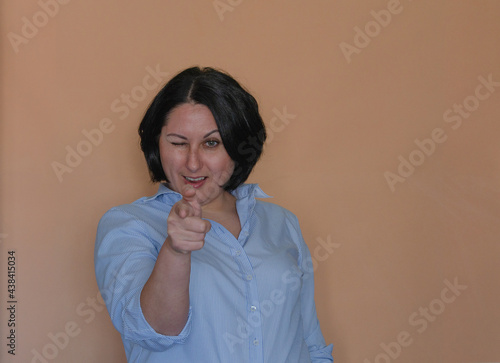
164, 103, 217, 133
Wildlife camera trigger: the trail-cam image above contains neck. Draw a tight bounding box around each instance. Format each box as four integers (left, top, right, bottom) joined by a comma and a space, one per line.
201, 191, 236, 215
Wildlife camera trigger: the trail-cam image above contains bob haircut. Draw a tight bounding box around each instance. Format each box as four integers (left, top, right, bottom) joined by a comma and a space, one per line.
139, 66, 266, 191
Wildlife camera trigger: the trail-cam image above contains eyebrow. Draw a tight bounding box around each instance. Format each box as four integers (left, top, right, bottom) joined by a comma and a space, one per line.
166, 129, 219, 139
203, 130, 220, 138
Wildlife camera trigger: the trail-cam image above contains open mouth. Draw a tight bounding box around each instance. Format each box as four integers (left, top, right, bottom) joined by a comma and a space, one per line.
183, 176, 208, 188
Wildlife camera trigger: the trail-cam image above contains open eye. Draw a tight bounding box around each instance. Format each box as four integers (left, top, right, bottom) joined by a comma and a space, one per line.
205, 139, 220, 148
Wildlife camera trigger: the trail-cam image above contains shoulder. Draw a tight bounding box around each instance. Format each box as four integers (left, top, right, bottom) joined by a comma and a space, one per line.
96, 190, 177, 240
254, 199, 300, 227
95, 196, 174, 254
98, 197, 155, 226
236, 183, 300, 225
255, 198, 293, 214
98, 186, 180, 227
96, 201, 151, 243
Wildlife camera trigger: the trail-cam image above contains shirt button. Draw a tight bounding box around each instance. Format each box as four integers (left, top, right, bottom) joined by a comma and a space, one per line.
250, 305, 257, 312
246, 274, 253, 281
235, 250, 241, 256
253, 339, 259, 346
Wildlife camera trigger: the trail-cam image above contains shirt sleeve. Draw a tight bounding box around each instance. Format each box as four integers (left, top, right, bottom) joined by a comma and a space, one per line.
292, 214, 334, 362
94, 208, 192, 352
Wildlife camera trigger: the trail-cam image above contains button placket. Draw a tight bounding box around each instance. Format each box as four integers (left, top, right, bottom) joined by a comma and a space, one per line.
225, 223, 264, 361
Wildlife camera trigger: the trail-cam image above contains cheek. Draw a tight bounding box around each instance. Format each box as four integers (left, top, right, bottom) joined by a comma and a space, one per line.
227, 159, 235, 174
221, 159, 236, 183
220, 155, 235, 174
158, 139, 168, 163
207, 154, 234, 179
159, 145, 182, 174
158, 148, 169, 172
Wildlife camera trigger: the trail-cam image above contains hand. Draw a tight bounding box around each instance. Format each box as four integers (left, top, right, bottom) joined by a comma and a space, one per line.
166, 185, 211, 254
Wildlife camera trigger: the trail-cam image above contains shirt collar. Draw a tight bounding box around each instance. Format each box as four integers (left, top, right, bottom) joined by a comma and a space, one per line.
230, 183, 272, 200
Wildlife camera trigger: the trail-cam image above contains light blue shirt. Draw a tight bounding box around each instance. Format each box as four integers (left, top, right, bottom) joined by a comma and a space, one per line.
94, 183, 333, 362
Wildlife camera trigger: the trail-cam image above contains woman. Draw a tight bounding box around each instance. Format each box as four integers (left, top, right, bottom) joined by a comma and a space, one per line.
95, 67, 333, 362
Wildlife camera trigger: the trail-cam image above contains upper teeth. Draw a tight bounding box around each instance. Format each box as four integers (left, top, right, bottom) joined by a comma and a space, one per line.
186, 177, 205, 181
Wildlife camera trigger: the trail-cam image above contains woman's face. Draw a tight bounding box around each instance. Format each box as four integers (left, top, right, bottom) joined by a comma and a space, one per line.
158, 103, 235, 208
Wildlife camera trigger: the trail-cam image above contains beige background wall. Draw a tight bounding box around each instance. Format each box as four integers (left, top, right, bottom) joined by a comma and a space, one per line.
1, 1, 499, 362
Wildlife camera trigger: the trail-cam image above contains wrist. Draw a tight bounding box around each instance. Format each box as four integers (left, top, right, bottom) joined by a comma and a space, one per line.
164, 236, 192, 257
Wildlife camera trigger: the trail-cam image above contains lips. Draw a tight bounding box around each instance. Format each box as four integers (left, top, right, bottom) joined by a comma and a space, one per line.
183, 176, 207, 188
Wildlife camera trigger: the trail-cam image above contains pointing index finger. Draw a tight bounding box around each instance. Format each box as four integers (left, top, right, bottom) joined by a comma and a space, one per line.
181, 184, 202, 217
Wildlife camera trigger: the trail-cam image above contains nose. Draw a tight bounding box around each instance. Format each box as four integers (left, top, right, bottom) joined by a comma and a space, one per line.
186, 146, 201, 172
